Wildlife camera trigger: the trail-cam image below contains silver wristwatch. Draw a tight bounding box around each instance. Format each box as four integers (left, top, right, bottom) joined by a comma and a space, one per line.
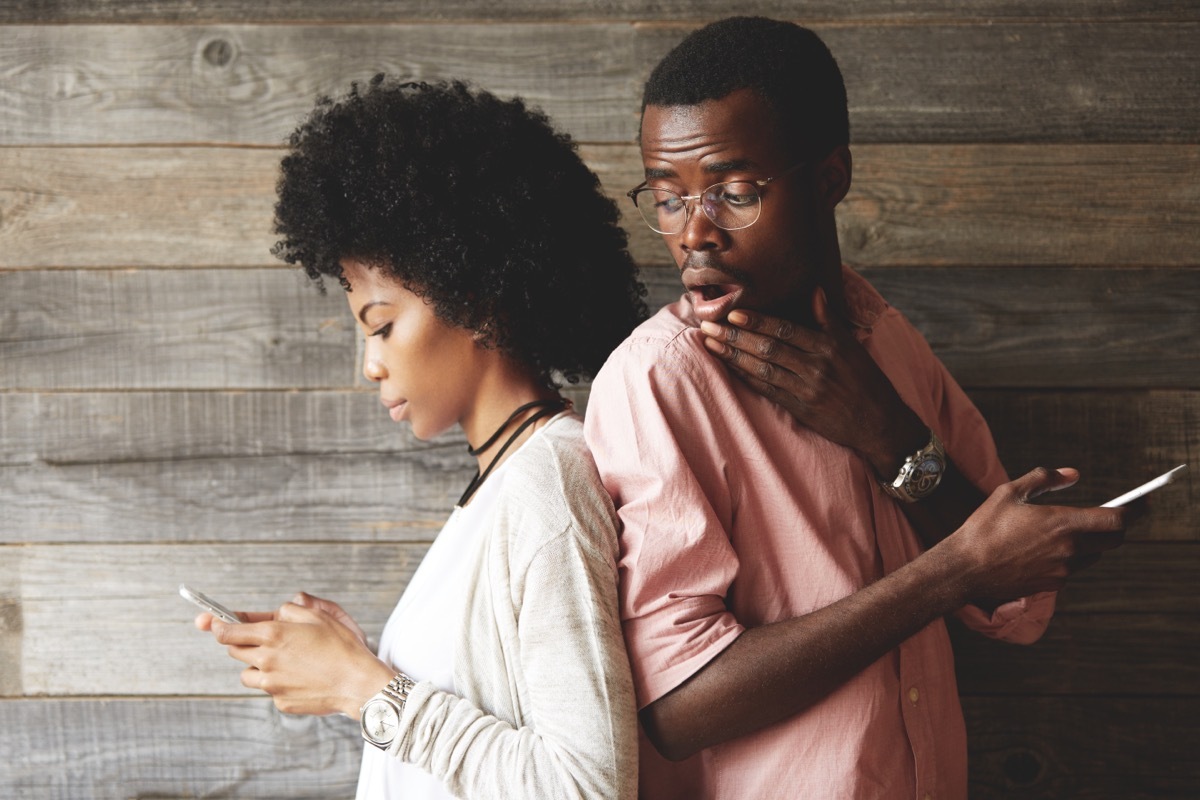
360, 673, 415, 750
880, 429, 946, 503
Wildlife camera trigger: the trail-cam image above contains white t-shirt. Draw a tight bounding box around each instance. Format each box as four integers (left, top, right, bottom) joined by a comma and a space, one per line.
355, 468, 507, 800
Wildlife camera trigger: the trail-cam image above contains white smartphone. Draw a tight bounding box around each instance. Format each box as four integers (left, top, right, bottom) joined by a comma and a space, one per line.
179, 583, 242, 624
1101, 464, 1188, 508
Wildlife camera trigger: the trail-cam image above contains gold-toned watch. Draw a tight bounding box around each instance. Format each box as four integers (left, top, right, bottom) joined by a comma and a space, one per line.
880, 430, 946, 503
360, 673, 415, 750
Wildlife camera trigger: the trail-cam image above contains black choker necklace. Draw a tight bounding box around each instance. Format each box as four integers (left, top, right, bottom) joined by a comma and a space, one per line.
457, 398, 569, 506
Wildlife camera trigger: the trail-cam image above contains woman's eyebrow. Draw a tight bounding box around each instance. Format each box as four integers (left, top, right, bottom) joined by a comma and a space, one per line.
357, 300, 392, 325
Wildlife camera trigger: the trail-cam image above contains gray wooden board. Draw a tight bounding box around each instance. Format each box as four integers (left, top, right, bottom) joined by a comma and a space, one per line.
0, 696, 1193, 798
963, 696, 1200, 798
1, 389, 1193, 544
2, 23, 1198, 145
0, 268, 356, 390
4, 144, 1198, 269
2, 265, 1197, 390
0, 453, 469, 543
0, 697, 361, 799
0, 542, 427, 696
0, 541, 1195, 696
4, 1, 1198, 23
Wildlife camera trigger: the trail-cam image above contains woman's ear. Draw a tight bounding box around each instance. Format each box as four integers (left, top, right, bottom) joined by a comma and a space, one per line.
815, 145, 852, 210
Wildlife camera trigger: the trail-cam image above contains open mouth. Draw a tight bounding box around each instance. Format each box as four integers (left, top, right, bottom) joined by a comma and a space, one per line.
687, 283, 744, 324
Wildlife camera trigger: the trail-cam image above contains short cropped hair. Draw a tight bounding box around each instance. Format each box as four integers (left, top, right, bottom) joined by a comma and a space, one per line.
273, 76, 646, 385
642, 16, 849, 156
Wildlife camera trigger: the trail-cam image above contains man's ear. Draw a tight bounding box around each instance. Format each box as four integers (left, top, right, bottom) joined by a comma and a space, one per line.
815, 145, 852, 210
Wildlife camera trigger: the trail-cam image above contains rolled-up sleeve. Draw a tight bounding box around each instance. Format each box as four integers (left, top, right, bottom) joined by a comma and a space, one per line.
584, 332, 744, 708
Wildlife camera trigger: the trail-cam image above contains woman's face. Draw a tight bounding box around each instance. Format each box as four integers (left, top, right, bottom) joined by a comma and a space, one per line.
341, 258, 486, 441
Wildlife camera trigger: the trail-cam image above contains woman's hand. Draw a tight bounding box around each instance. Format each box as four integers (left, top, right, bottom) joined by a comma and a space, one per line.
204, 597, 394, 718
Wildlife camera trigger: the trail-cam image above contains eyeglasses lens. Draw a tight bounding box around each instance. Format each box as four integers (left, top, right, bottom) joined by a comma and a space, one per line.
634, 182, 762, 234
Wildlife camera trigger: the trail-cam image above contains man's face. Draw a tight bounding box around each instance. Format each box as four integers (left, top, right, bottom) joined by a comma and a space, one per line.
639, 88, 829, 325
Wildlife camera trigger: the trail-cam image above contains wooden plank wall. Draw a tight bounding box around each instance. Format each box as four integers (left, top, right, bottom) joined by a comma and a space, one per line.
1, 2, 1196, 797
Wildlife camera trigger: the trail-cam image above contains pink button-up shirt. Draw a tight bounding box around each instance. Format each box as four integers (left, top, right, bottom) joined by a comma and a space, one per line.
584, 266, 1054, 800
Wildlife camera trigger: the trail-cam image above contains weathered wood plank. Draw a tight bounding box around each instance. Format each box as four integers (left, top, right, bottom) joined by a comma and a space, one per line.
0, 147, 278, 268
0, 24, 639, 145
1, 542, 428, 696
5, 144, 1198, 270
1, 390, 1194, 543
0, 695, 1192, 798
972, 389, 1199, 513
0, 389, 442, 463
964, 696, 1200, 798
0, 453, 469, 543
642, 267, 1200, 390
2, 23, 1197, 145
592, 143, 1200, 269
661, 22, 1200, 144
4, 0, 1197, 24
0, 268, 356, 390
0, 697, 361, 799
952, 608, 1200, 696
7, 265, 1196, 392
2, 542, 1195, 697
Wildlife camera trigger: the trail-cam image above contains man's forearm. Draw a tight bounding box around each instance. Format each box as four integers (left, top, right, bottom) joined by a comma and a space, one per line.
640, 539, 971, 761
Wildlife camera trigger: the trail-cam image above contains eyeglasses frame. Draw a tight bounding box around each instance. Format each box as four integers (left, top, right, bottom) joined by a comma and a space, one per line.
625, 160, 809, 234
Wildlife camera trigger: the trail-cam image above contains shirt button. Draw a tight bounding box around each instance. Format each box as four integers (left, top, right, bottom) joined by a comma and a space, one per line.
908, 687, 920, 704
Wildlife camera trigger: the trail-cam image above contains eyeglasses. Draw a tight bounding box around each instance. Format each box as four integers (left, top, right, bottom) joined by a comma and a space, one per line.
626, 161, 807, 234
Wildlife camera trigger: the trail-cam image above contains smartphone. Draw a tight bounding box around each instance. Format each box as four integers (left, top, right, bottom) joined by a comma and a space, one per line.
1101, 464, 1188, 508
179, 583, 242, 624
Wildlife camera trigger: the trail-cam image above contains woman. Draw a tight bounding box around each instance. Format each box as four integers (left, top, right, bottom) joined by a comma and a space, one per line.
197, 76, 645, 799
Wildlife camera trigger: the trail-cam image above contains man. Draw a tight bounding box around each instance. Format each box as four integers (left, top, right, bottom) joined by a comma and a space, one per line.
583, 17, 1128, 799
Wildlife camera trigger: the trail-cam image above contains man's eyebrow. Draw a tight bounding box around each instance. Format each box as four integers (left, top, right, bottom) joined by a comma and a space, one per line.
704, 159, 757, 173
644, 159, 759, 180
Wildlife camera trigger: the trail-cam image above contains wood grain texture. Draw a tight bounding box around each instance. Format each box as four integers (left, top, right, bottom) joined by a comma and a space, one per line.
640, 267, 1200, 390
953, 610, 1200, 696
1, 390, 1193, 545
0, 542, 428, 695
590, 143, 1200, 269
0, 268, 356, 390
0, 541, 1194, 696
2, 23, 1197, 145
5, 144, 1197, 270
4, 0, 1198, 24
963, 696, 1200, 799
972, 389, 1199, 516
0, 695, 1192, 798
0, 697, 361, 799
0, 452, 469, 543
3, 243, 1196, 395
0, 24, 639, 145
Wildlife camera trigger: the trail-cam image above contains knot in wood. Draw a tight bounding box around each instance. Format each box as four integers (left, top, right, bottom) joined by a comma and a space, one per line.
202, 38, 235, 68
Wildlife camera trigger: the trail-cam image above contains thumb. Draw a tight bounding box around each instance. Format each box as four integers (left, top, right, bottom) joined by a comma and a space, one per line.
1014, 466, 1081, 501
812, 285, 848, 335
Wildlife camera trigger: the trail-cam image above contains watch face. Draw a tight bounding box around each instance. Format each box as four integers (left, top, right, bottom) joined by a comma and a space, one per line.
362, 698, 400, 745
908, 456, 944, 496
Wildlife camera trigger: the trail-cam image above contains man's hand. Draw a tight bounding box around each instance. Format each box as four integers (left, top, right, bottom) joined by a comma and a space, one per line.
699, 286, 926, 477
942, 466, 1130, 605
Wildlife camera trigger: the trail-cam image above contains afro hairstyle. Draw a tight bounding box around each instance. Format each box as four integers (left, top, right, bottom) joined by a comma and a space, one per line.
272, 75, 646, 385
